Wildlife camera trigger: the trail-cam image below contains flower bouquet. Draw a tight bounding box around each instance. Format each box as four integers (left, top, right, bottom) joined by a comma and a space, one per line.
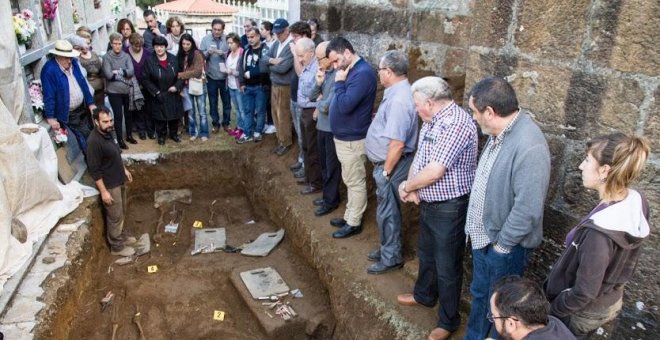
29, 80, 45, 122
42, 0, 58, 35
13, 10, 37, 46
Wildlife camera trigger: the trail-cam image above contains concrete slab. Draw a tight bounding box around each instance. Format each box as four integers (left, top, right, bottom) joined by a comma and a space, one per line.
0, 321, 35, 339
1, 296, 45, 324
14, 273, 46, 299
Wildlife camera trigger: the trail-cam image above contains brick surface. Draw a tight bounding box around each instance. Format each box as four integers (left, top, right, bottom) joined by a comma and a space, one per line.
599, 76, 645, 133
515, 0, 590, 61
343, 6, 409, 38
507, 61, 573, 133
412, 10, 471, 47
468, 0, 516, 49
608, 0, 660, 75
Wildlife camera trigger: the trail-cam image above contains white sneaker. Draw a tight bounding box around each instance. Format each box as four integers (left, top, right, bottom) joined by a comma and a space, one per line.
264, 125, 277, 134
190, 135, 197, 141
201, 136, 208, 142
111, 247, 136, 257
253, 132, 262, 142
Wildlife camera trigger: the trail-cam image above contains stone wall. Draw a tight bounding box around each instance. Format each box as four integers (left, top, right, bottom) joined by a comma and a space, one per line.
303, 0, 658, 336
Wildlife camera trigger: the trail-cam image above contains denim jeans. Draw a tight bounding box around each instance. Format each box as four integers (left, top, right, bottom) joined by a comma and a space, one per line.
291, 100, 304, 163
187, 87, 208, 137
241, 84, 267, 136
464, 244, 532, 340
206, 77, 231, 127
229, 88, 245, 131
414, 196, 468, 332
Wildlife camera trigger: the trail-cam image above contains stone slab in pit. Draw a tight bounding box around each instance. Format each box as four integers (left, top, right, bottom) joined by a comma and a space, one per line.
229, 265, 335, 339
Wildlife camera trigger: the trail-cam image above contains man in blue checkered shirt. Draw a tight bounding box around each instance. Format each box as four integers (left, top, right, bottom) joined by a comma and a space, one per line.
396, 76, 478, 340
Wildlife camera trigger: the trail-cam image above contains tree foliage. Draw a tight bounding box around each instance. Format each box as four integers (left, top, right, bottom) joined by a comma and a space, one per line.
137, 0, 164, 11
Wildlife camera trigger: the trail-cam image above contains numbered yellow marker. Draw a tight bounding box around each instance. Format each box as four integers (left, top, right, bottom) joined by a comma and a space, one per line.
213, 310, 225, 321
193, 220, 203, 228
147, 265, 158, 273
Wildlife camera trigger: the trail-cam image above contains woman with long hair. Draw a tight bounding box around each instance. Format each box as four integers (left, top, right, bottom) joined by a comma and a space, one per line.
166, 16, 185, 56
545, 133, 651, 339
225, 33, 245, 140
176, 33, 207, 141
143, 36, 184, 145
115, 18, 135, 50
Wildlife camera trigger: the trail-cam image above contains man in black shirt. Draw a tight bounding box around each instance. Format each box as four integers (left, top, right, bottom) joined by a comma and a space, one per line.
87, 106, 136, 256
237, 27, 270, 143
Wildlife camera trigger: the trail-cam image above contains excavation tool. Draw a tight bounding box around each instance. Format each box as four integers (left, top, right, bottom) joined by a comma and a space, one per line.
133, 304, 146, 340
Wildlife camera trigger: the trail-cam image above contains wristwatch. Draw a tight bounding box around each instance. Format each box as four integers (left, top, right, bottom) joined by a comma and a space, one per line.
382, 169, 389, 179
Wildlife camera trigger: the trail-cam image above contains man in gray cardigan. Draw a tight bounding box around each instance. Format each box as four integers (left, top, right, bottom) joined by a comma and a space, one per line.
463, 77, 551, 340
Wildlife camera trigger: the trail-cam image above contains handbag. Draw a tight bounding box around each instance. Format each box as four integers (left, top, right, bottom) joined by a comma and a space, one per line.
188, 76, 204, 96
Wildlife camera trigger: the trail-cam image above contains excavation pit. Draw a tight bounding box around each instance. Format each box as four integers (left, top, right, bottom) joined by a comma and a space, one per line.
39, 150, 340, 339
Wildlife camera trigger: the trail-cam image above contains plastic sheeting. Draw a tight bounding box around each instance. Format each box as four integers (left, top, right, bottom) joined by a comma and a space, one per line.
0, 0, 28, 122
0, 97, 83, 291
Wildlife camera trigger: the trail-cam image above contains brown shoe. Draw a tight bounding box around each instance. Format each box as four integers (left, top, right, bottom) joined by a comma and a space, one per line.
397, 293, 420, 306
427, 327, 452, 340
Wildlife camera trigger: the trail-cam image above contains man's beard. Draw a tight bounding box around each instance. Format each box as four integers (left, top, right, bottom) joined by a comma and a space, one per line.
498, 328, 514, 340
100, 126, 114, 134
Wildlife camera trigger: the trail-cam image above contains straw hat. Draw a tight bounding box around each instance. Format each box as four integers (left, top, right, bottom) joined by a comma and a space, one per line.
49, 40, 80, 58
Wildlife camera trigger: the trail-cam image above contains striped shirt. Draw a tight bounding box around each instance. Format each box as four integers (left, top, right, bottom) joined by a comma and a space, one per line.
411, 102, 478, 202
59, 62, 84, 111
465, 112, 520, 250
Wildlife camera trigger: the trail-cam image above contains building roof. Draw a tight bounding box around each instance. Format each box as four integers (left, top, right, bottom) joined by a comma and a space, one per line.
154, 0, 238, 15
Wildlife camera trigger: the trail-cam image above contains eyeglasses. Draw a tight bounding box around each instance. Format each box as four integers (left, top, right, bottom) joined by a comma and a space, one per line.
487, 310, 518, 323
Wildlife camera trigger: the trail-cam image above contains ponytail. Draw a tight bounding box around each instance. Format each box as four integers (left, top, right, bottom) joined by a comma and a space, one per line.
587, 133, 650, 201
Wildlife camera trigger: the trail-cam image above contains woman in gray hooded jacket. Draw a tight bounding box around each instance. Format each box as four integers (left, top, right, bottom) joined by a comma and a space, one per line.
544, 133, 650, 339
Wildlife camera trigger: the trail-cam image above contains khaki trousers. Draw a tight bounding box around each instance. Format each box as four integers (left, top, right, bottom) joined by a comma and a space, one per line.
271, 84, 292, 147
104, 186, 126, 252
334, 138, 367, 226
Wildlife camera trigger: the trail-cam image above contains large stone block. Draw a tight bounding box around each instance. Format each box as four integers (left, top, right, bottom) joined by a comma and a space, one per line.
443, 47, 468, 78
599, 76, 645, 134
412, 10, 471, 48
464, 49, 519, 98
545, 135, 566, 204
515, 0, 590, 61
608, 0, 660, 75
343, 5, 409, 38
301, 3, 332, 32
468, 0, 516, 49
562, 70, 608, 140
642, 85, 659, 155
506, 61, 573, 134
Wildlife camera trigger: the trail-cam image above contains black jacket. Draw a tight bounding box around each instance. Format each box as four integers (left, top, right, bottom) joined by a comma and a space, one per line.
142, 52, 184, 121
545, 190, 650, 318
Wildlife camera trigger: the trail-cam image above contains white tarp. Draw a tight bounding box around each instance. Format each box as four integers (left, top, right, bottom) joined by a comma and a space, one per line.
0, 0, 28, 122
0, 98, 83, 290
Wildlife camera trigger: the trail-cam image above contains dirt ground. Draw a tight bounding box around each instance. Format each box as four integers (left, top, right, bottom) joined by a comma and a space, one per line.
67, 184, 333, 339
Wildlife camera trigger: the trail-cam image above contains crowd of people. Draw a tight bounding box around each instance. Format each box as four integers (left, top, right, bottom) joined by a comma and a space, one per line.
39, 10, 651, 340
